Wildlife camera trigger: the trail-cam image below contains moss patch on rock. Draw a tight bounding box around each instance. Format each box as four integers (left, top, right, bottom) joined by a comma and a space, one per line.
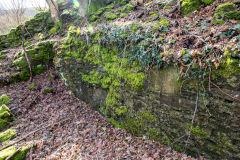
181, 0, 202, 15
0, 128, 17, 143
0, 104, 13, 131
0, 94, 10, 106
216, 3, 235, 12
0, 145, 31, 160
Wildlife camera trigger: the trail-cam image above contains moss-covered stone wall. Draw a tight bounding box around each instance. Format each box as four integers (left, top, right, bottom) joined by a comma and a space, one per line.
55, 24, 240, 159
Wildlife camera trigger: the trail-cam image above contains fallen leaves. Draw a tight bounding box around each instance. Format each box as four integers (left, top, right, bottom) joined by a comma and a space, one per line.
0, 69, 197, 160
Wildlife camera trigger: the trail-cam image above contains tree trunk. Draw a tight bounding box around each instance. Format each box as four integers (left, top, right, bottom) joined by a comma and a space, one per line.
78, 0, 89, 16
46, 0, 59, 22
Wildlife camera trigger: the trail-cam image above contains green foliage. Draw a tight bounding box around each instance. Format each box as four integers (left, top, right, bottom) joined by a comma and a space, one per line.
43, 88, 53, 94
0, 94, 10, 105
216, 3, 235, 12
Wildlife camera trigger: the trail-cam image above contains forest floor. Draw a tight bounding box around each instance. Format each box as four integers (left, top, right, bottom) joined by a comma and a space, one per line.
0, 69, 198, 160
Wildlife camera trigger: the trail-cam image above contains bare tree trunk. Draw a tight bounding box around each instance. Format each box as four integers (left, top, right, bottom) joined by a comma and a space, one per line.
78, 0, 89, 16
46, 0, 59, 22
21, 26, 33, 82
137, 0, 145, 5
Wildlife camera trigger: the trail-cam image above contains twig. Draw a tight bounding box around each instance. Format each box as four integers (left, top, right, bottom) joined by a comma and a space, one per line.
208, 67, 211, 91
210, 82, 240, 102
21, 26, 33, 82
170, 134, 187, 147
5, 148, 21, 160
183, 92, 199, 153
0, 117, 72, 152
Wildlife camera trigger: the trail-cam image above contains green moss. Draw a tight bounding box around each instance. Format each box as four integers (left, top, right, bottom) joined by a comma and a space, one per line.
107, 118, 123, 128
181, 0, 202, 15
10, 73, 21, 83
202, 0, 215, 5
160, 18, 169, 26
122, 111, 157, 136
90, 15, 99, 22
33, 65, 44, 75
29, 82, 35, 90
115, 106, 127, 116
0, 51, 8, 56
0, 146, 16, 160
64, 56, 72, 60
210, 132, 233, 155
120, 13, 127, 18
0, 111, 11, 120
20, 70, 30, 81
43, 88, 53, 94
146, 128, 161, 141
213, 47, 240, 78
13, 146, 31, 160
148, 11, 155, 15
0, 145, 31, 160
186, 124, 209, 138
80, 71, 102, 85
0, 119, 9, 132
122, 117, 141, 135
48, 21, 62, 35
106, 13, 118, 20
216, 3, 235, 12
0, 55, 7, 60
0, 105, 12, 116
0, 94, 10, 105
121, 4, 135, 13
0, 128, 17, 142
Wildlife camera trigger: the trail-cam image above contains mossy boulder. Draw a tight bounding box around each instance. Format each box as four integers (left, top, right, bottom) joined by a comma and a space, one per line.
214, 11, 240, 20
105, 13, 118, 20
181, 0, 202, 15
11, 41, 56, 82
43, 88, 53, 94
0, 145, 31, 160
0, 105, 13, 131
0, 94, 10, 106
0, 128, 17, 143
216, 3, 235, 12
